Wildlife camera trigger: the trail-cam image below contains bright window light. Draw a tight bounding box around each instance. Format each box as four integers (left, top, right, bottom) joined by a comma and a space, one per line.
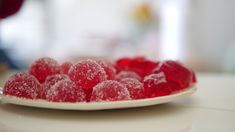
160, 0, 188, 60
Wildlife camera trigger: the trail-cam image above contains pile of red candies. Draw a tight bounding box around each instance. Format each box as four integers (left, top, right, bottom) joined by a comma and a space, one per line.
3, 57, 196, 103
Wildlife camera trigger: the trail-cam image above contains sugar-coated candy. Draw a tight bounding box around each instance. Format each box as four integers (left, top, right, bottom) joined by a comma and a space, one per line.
119, 78, 145, 99
96, 59, 116, 80
68, 59, 107, 100
29, 57, 60, 83
40, 74, 69, 99
3, 72, 41, 99
3, 56, 197, 102
90, 80, 131, 102
46, 79, 86, 102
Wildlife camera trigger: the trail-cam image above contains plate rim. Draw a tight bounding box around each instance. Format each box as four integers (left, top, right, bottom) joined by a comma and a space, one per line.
0, 85, 197, 110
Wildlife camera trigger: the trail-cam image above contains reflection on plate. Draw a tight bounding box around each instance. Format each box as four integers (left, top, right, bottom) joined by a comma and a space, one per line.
0, 85, 196, 110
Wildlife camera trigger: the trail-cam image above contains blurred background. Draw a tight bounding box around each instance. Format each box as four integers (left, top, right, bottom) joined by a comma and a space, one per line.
0, 0, 235, 73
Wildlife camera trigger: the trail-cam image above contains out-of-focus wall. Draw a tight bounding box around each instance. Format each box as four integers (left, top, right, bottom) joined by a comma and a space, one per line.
186, 0, 235, 72
1, 0, 235, 72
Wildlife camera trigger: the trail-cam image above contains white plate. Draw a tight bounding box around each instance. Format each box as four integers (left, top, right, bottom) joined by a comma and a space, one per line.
0, 85, 197, 110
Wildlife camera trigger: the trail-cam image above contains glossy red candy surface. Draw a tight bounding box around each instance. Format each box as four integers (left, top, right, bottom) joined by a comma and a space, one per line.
129, 57, 158, 77
191, 70, 197, 83
115, 57, 158, 78
143, 72, 173, 98
153, 60, 192, 89
61, 61, 73, 75
115, 57, 132, 72
115, 71, 142, 81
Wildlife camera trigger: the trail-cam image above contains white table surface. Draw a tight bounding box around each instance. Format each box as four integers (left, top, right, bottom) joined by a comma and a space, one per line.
0, 73, 235, 132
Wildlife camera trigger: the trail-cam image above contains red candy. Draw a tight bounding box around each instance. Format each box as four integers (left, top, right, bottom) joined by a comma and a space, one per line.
143, 72, 173, 98
46, 79, 86, 102
153, 60, 192, 89
115, 57, 158, 77
60, 61, 73, 74
68, 59, 107, 100
129, 57, 158, 77
115, 71, 142, 81
120, 78, 145, 99
3, 56, 197, 102
115, 57, 132, 72
96, 60, 116, 80
90, 80, 131, 102
191, 70, 197, 83
29, 57, 60, 83
41, 74, 69, 99
3, 72, 41, 99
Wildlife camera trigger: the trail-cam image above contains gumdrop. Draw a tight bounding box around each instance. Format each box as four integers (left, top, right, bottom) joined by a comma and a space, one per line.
29, 57, 60, 83
40, 74, 69, 99
119, 78, 145, 99
115, 71, 142, 81
90, 80, 131, 102
115, 57, 132, 72
61, 61, 73, 74
46, 79, 86, 102
115, 57, 158, 77
68, 59, 107, 100
96, 59, 116, 80
143, 72, 172, 98
3, 72, 41, 99
153, 60, 192, 89
129, 57, 158, 77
